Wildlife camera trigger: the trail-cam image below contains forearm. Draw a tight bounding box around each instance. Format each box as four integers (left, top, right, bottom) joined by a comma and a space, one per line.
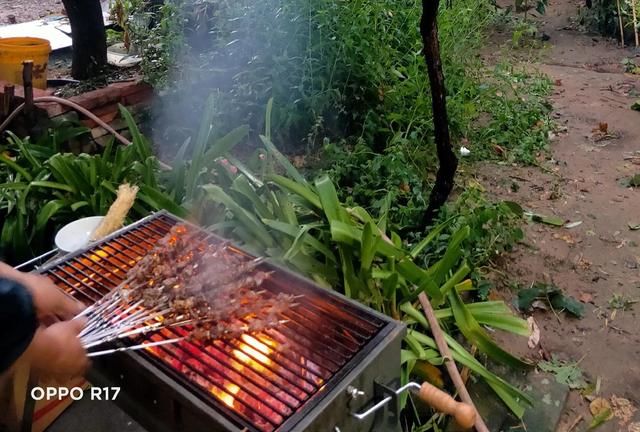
0, 262, 20, 279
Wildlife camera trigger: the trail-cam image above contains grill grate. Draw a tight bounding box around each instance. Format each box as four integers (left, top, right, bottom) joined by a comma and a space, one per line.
40, 212, 386, 432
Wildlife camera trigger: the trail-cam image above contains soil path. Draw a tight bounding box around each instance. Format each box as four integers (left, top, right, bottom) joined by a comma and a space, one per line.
478, 0, 640, 430
0, 0, 64, 25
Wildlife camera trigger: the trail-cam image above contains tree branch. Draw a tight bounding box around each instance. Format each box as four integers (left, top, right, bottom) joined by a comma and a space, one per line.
420, 0, 458, 226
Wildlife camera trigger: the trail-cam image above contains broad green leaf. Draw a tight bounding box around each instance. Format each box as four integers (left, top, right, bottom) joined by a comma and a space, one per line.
203, 184, 274, 248
404, 333, 427, 360
360, 222, 380, 272
226, 155, 263, 187
8, 132, 41, 170
35, 200, 67, 232
315, 175, 346, 223
524, 211, 565, 226
430, 226, 470, 286
502, 201, 524, 217
29, 181, 75, 193
0, 154, 33, 181
266, 174, 321, 210
205, 125, 249, 161
439, 262, 471, 296
264, 97, 273, 140
402, 300, 527, 336
260, 134, 307, 185
410, 216, 456, 258
0, 182, 28, 190
382, 272, 399, 298
231, 175, 273, 220
275, 190, 298, 225
449, 289, 531, 368
138, 185, 188, 218
119, 105, 151, 160
409, 329, 532, 418
71, 201, 89, 211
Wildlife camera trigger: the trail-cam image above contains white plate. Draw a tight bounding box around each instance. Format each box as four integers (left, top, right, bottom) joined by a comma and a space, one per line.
55, 216, 105, 253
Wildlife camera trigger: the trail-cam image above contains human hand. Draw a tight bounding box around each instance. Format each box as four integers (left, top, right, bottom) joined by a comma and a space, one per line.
20, 273, 83, 321
0, 263, 83, 321
28, 318, 89, 378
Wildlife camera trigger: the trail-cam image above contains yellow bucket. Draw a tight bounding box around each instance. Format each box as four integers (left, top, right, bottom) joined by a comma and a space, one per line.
0, 37, 51, 90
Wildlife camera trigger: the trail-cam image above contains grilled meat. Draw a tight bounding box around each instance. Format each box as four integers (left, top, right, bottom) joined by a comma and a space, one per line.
118, 225, 295, 340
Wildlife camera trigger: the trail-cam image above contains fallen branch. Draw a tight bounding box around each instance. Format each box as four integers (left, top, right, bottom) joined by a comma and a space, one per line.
418, 292, 489, 432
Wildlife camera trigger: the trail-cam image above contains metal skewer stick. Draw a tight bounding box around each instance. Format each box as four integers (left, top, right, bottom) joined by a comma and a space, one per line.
79, 298, 144, 338
73, 305, 94, 320
80, 300, 146, 340
80, 294, 123, 327
81, 307, 156, 343
87, 337, 185, 357
75, 292, 121, 322
82, 320, 177, 349
81, 308, 171, 346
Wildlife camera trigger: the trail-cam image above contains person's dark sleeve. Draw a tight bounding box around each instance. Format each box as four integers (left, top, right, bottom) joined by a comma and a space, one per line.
0, 277, 37, 373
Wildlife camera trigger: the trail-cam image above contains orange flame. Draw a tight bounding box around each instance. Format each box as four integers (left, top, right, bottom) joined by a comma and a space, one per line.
211, 382, 240, 408
240, 334, 273, 355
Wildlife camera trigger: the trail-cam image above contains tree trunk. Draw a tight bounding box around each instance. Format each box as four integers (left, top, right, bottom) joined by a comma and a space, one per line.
62, 0, 107, 80
420, 0, 458, 226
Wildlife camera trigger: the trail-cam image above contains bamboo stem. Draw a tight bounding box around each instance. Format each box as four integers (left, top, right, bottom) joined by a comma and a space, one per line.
632, 0, 639, 46
618, 0, 626, 47
417, 292, 489, 432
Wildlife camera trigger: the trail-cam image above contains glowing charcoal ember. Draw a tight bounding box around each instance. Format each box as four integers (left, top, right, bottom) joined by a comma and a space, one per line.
253, 333, 333, 379
149, 334, 282, 432
211, 386, 235, 408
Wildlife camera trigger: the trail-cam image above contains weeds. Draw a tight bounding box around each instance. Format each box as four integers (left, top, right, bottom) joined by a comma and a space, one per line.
608, 293, 638, 311
539, 355, 588, 390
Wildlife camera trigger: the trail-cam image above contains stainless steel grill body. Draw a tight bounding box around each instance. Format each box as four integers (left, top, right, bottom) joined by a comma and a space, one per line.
36, 211, 406, 432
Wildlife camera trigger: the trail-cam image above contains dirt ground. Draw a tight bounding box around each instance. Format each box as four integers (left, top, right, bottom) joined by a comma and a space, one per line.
479, 0, 640, 430
0, 0, 64, 25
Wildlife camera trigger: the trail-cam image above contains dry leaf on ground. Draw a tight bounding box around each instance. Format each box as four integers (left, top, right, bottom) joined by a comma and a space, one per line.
579, 292, 594, 303
590, 397, 613, 419
611, 395, 637, 425
527, 316, 540, 348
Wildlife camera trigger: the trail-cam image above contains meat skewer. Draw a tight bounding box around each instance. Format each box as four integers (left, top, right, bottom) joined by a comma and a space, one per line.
81, 225, 296, 353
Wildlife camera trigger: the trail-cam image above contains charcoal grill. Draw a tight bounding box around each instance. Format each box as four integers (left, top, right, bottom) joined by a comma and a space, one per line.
33, 211, 407, 432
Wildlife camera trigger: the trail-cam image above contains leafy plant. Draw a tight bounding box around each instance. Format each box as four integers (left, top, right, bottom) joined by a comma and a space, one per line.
112, 0, 186, 86
197, 100, 534, 419
0, 107, 183, 264
516, 282, 585, 318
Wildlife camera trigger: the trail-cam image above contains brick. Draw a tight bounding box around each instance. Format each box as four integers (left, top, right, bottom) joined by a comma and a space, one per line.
119, 81, 152, 97
69, 88, 120, 111
0, 78, 152, 126
40, 101, 69, 117
0, 79, 52, 99
121, 86, 153, 106
82, 102, 121, 128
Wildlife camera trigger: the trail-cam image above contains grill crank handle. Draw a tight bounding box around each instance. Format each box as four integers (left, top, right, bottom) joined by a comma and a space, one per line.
351, 381, 475, 430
